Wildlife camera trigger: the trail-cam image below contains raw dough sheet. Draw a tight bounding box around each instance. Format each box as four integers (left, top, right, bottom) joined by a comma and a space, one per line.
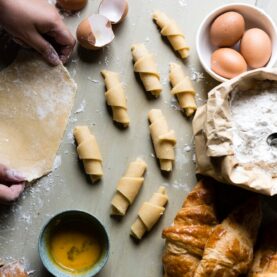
0, 51, 77, 181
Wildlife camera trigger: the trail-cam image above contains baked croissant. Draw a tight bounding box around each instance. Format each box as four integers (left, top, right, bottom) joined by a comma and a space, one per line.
248, 223, 277, 277
194, 197, 262, 277
162, 179, 218, 277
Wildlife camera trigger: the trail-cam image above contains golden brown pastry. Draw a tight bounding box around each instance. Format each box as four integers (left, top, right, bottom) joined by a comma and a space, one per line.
248, 223, 277, 277
73, 126, 103, 183
194, 197, 262, 277
162, 179, 218, 277
131, 43, 162, 97
131, 186, 168, 240
0, 261, 28, 277
148, 109, 176, 172
169, 63, 197, 117
101, 70, 130, 127
111, 158, 147, 216
153, 11, 189, 59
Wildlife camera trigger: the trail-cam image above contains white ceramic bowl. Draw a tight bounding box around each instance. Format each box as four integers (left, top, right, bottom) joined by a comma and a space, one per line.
196, 3, 277, 82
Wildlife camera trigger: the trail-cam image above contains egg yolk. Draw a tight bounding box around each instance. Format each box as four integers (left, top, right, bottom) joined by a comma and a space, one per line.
49, 224, 102, 273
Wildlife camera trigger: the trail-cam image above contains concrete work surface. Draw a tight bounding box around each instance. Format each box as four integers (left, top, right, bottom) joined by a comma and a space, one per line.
0, 0, 277, 276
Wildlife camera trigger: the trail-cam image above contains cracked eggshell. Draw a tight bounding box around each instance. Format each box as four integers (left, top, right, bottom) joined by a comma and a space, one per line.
99, 0, 128, 24
76, 14, 115, 50
57, 0, 88, 12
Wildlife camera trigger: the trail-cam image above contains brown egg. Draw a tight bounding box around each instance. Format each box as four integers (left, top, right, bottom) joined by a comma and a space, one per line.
211, 48, 247, 79
76, 14, 115, 50
57, 0, 87, 12
210, 11, 245, 47
98, 0, 128, 24
240, 28, 272, 68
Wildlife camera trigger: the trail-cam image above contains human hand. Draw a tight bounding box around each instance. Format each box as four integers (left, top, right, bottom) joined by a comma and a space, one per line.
0, 165, 25, 204
0, 0, 75, 65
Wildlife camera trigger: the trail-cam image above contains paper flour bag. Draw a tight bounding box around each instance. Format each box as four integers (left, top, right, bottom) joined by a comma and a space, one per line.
192, 68, 277, 195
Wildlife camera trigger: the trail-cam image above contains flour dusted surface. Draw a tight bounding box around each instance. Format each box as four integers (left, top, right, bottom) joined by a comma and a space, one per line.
0, 51, 77, 181
231, 86, 277, 165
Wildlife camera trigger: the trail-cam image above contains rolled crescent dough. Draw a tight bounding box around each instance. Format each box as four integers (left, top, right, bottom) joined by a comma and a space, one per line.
131, 186, 168, 240
0, 51, 77, 181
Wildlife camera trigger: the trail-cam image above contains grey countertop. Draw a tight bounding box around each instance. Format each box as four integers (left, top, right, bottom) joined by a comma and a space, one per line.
0, 0, 277, 276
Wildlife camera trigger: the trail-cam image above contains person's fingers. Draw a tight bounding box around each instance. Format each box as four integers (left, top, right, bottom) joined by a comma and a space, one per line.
12, 37, 30, 48
47, 23, 76, 64
0, 183, 25, 204
26, 30, 61, 65
0, 165, 25, 184
59, 43, 75, 64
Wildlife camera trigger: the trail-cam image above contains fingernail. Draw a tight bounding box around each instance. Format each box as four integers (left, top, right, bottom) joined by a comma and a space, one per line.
46, 47, 61, 66
6, 169, 25, 182
59, 55, 68, 64
60, 46, 72, 64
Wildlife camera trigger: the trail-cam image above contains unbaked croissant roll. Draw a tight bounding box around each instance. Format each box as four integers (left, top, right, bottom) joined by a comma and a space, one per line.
111, 158, 147, 216
74, 126, 103, 183
131, 43, 162, 97
194, 197, 262, 277
248, 223, 277, 277
169, 63, 197, 117
101, 70, 130, 127
162, 179, 218, 277
131, 186, 168, 240
153, 10, 189, 59
148, 109, 176, 172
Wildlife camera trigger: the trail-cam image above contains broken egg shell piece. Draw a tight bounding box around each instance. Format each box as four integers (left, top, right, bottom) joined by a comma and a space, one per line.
76, 14, 115, 50
98, 0, 128, 24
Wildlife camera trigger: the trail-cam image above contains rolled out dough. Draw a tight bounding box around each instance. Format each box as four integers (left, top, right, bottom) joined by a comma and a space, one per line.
0, 51, 77, 181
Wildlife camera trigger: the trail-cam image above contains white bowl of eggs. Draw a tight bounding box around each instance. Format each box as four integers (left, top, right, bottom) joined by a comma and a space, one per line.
196, 3, 277, 82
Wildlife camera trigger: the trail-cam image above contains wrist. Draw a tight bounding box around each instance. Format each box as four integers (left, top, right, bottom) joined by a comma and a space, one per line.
0, 0, 6, 23
0, 0, 12, 26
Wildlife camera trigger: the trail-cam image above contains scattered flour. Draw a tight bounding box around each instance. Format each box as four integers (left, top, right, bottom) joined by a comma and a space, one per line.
192, 153, 196, 163
66, 129, 74, 144
74, 99, 86, 114
104, 56, 109, 66
191, 70, 205, 82
88, 77, 100, 84
170, 98, 182, 111
0, 173, 57, 249
163, 181, 190, 192
175, 144, 193, 169
231, 87, 277, 164
52, 155, 62, 171
183, 144, 192, 152
178, 0, 188, 7
69, 116, 77, 123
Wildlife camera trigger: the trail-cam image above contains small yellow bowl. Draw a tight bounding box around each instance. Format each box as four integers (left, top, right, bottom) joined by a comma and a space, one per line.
38, 210, 110, 277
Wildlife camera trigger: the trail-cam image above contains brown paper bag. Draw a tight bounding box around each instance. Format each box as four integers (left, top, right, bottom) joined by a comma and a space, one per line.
192, 68, 277, 195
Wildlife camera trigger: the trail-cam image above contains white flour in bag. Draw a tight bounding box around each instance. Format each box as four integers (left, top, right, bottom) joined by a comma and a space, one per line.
231, 86, 277, 166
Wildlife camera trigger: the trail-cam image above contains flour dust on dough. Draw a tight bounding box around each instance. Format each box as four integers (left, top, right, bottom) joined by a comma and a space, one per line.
0, 51, 77, 181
